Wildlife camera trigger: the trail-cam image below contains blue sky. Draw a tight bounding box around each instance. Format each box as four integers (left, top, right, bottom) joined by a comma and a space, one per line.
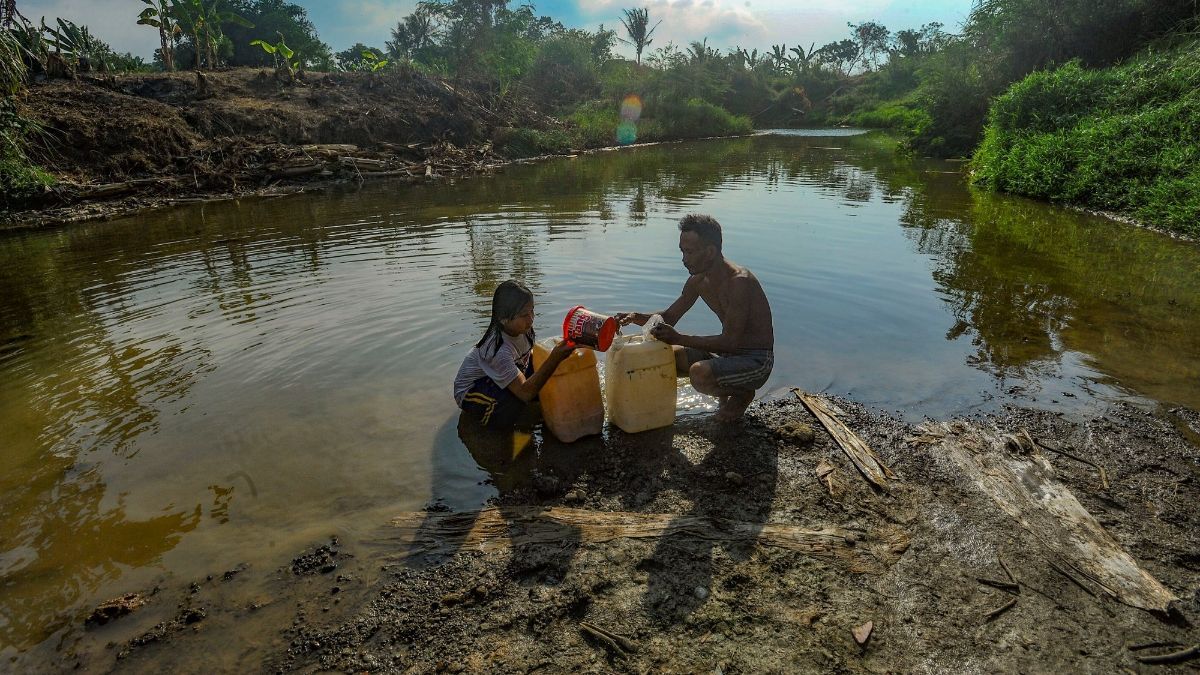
21, 0, 973, 61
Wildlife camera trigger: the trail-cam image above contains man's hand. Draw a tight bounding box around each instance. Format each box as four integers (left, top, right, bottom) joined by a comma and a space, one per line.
651, 322, 681, 345
614, 312, 650, 327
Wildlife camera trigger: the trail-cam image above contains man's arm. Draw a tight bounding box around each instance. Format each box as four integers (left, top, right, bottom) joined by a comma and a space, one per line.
616, 276, 701, 327
653, 276, 751, 353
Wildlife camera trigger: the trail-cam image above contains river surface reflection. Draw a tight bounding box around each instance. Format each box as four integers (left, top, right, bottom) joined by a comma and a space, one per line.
1, 130, 1197, 663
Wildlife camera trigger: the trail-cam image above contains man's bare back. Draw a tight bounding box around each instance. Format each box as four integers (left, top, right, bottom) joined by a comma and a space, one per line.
691, 261, 773, 352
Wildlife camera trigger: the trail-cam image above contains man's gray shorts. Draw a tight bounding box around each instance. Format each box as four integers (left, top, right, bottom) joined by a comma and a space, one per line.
681, 347, 774, 391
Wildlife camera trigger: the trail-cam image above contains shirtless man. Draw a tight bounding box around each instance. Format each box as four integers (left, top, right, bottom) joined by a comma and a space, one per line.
616, 214, 775, 422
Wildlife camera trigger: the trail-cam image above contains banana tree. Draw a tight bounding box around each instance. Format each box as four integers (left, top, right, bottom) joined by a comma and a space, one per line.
170, 0, 251, 70
250, 32, 296, 81
40, 18, 107, 69
769, 43, 787, 73
137, 0, 178, 71
788, 42, 816, 75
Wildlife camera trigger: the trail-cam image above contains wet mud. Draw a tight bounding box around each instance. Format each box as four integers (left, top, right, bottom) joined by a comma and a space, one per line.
85, 394, 1200, 673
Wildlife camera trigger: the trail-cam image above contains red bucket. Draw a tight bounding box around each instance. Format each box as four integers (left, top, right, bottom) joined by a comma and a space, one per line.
562, 306, 617, 351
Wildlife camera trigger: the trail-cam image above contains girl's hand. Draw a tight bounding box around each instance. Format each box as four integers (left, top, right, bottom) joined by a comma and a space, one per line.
614, 312, 649, 326
551, 340, 577, 358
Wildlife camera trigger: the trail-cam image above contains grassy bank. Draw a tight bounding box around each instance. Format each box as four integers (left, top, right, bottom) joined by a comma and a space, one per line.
0, 31, 54, 208
970, 38, 1200, 237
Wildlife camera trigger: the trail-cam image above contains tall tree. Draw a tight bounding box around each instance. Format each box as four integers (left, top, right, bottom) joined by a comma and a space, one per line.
224, 0, 331, 69
848, 21, 890, 71
387, 5, 437, 61
618, 7, 660, 65
137, 0, 178, 71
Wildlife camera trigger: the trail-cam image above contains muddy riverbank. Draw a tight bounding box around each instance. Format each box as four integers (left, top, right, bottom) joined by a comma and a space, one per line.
1, 68, 573, 229
75, 394, 1200, 673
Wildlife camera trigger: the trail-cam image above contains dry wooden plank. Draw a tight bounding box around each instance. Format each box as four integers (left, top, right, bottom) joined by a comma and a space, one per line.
793, 389, 896, 490
338, 156, 390, 169
387, 507, 909, 574
912, 422, 1178, 613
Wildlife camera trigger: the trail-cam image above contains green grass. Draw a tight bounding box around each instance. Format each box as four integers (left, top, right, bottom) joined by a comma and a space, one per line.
972, 40, 1200, 236
849, 98, 931, 136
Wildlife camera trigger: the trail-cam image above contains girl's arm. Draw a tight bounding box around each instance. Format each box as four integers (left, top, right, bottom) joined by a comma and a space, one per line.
506, 340, 576, 402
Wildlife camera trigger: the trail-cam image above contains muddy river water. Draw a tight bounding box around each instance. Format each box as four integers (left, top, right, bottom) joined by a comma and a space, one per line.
1, 130, 1198, 664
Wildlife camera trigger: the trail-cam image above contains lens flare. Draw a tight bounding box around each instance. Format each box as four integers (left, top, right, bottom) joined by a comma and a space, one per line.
620, 94, 643, 122
616, 121, 638, 145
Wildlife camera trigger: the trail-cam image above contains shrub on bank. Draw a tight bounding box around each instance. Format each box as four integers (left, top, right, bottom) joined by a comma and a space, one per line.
972, 41, 1200, 236
850, 98, 931, 136
655, 98, 752, 139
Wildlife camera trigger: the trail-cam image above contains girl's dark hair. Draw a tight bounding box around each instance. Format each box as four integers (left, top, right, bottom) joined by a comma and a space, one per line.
476, 279, 535, 356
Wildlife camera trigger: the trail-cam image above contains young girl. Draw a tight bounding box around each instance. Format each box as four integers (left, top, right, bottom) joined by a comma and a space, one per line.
452, 280, 575, 428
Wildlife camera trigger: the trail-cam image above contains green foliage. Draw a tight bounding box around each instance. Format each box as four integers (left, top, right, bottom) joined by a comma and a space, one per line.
0, 100, 53, 209
618, 7, 660, 65
335, 42, 384, 71
567, 101, 621, 147
972, 40, 1200, 235
526, 29, 604, 111
849, 98, 929, 135
0, 27, 24, 94
168, 0, 254, 70
222, 0, 331, 70
492, 126, 572, 158
655, 98, 752, 139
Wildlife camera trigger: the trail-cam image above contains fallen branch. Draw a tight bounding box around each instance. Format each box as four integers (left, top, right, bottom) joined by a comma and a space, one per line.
580, 623, 626, 657
794, 389, 896, 490
579, 621, 638, 654
1128, 640, 1184, 652
1031, 434, 1110, 490
976, 577, 1020, 595
998, 556, 1017, 584
270, 163, 326, 178
1134, 644, 1200, 665
983, 597, 1018, 622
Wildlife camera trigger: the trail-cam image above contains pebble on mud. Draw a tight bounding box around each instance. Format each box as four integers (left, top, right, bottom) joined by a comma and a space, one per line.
694, 586, 710, 600
776, 421, 816, 445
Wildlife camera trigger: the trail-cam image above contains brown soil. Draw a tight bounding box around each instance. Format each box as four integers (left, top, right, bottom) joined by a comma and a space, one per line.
89, 394, 1200, 673
4, 68, 562, 228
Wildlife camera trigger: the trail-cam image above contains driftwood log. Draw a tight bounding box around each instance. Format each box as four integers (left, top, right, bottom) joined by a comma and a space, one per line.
794, 389, 896, 490
909, 422, 1178, 613
387, 507, 909, 574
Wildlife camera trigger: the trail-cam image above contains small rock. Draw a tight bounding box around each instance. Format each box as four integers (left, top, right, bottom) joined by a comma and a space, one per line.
777, 421, 815, 446
852, 620, 873, 646
694, 586, 710, 600
724, 471, 744, 486
181, 607, 206, 624
564, 490, 582, 504
85, 593, 146, 627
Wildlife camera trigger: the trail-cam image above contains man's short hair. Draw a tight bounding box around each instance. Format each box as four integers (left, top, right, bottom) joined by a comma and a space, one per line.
679, 214, 722, 252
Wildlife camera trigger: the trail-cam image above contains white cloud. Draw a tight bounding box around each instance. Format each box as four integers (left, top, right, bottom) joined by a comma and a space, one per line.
579, 0, 935, 58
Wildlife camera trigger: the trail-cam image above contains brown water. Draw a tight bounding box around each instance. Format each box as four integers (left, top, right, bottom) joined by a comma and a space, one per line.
1, 131, 1198, 666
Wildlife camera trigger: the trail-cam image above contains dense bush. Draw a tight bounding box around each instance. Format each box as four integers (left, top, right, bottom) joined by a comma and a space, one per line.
972, 41, 1200, 235
656, 98, 752, 139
